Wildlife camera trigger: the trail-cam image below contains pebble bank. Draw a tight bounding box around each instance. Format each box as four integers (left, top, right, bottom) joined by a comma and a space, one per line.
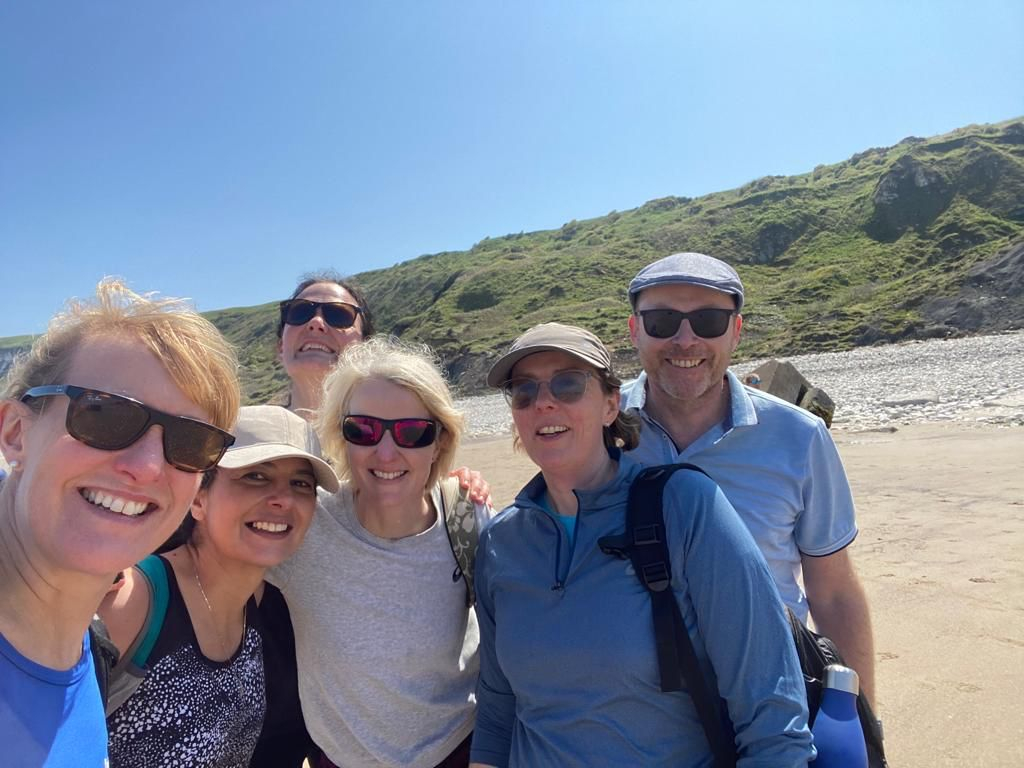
455, 330, 1024, 438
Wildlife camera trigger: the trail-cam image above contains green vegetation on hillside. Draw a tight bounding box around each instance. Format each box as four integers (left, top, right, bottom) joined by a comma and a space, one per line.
3, 118, 1022, 402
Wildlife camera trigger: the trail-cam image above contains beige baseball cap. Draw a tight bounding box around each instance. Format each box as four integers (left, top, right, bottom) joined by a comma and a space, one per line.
218, 405, 339, 493
486, 322, 612, 387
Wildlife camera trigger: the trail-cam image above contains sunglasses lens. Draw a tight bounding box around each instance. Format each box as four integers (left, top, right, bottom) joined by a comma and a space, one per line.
343, 416, 383, 446
392, 419, 437, 448
163, 418, 233, 472
549, 371, 590, 403
689, 309, 733, 338
67, 390, 150, 450
641, 310, 683, 339
504, 380, 539, 410
641, 309, 732, 339
282, 300, 318, 326
320, 303, 359, 330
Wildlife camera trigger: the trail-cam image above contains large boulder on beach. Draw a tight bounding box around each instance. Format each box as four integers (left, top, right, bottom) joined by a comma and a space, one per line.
742, 359, 836, 427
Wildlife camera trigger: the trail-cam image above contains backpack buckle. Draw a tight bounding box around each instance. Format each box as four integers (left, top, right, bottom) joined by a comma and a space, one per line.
633, 523, 662, 546
640, 561, 671, 592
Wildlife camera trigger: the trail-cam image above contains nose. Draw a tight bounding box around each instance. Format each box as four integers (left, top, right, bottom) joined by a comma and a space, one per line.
670, 318, 701, 344
112, 425, 167, 482
532, 382, 558, 409
374, 430, 400, 458
306, 308, 328, 331
266, 480, 298, 510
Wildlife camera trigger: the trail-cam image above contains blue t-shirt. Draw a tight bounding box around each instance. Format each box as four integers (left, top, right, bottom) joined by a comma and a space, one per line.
0, 629, 109, 767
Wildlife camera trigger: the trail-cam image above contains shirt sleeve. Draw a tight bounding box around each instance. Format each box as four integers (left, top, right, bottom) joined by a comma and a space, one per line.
469, 526, 516, 768
666, 472, 814, 767
794, 421, 858, 556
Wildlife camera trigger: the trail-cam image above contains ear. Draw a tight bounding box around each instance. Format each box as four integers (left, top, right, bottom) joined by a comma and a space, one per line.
628, 313, 640, 348
731, 314, 743, 353
602, 388, 620, 428
189, 486, 209, 523
0, 399, 34, 469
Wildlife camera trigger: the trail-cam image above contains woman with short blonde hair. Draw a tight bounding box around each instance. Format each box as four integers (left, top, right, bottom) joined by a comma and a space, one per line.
0, 279, 239, 765
270, 336, 487, 768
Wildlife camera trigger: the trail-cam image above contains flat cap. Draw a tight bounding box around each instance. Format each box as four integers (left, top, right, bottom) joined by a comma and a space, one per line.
628, 252, 744, 311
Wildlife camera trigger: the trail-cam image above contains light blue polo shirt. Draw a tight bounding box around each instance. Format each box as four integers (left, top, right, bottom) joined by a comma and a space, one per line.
621, 369, 858, 620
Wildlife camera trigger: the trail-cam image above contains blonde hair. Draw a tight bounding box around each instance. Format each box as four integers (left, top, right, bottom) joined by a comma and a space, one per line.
3, 279, 240, 431
317, 336, 464, 489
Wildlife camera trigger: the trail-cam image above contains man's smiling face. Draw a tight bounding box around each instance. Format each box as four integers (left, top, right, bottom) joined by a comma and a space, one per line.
629, 282, 742, 407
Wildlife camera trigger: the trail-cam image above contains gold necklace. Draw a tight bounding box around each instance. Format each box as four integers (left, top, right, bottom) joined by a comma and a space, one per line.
189, 549, 233, 659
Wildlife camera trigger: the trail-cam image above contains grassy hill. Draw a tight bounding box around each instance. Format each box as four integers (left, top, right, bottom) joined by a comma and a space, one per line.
4, 117, 1023, 401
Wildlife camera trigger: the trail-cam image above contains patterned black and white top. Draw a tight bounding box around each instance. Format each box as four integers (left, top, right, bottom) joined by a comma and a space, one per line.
107, 557, 266, 768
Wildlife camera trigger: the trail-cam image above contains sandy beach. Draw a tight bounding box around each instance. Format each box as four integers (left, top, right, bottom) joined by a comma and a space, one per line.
456, 422, 1024, 768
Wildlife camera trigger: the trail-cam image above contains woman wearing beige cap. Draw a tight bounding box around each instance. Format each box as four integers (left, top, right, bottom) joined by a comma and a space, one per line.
99, 405, 339, 768
469, 323, 812, 767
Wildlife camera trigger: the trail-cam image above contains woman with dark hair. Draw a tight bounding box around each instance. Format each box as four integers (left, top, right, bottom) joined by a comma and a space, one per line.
0, 280, 239, 766
277, 271, 374, 419
100, 406, 338, 768
469, 323, 813, 767
257, 273, 490, 768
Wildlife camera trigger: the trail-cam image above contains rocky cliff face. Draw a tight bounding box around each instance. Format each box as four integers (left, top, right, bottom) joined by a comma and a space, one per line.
922, 238, 1024, 334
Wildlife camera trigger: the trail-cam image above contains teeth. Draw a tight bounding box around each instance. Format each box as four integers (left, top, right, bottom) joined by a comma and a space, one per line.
251, 521, 289, 533
668, 358, 702, 369
300, 343, 334, 353
537, 425, 568, 435
372, 470, 405, 480
82, 489, 148, 517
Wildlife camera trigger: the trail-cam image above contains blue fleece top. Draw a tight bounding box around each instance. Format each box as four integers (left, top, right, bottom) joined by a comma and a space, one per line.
622, 369, 858, 621
470, 451, 813, 768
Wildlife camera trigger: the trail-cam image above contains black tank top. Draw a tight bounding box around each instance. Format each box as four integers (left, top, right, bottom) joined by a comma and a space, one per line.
107, 556, 266, 768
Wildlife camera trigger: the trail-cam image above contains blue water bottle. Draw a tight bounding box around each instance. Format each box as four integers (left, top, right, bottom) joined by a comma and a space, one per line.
811, 664, 868, 767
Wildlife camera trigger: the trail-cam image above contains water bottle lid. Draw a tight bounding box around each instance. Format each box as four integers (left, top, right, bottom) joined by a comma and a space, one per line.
823, 664, 860, 695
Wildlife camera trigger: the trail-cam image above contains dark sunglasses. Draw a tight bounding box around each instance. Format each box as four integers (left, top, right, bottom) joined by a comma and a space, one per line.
20, 385, 235, 473
342, 415, 439, 449
637, 308, 735, 339
280, 299, 362, 330
501, 370, 593, 410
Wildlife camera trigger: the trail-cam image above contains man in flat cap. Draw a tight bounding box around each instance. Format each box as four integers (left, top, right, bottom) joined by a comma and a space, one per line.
622, 251, 876, 705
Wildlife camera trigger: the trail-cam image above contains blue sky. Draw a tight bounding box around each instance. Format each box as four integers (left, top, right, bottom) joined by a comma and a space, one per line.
2, 1, 1022, 337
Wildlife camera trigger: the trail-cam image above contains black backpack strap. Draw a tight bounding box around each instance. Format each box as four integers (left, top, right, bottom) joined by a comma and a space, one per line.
89, 616, 120, 708
600, 463, 737, 768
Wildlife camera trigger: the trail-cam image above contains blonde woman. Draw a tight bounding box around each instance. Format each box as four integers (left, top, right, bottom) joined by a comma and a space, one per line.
0, 280, 239, 765
268, 337, 490, 768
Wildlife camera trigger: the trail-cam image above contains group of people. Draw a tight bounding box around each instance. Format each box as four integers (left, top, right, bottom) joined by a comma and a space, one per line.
0, 251, 875, 767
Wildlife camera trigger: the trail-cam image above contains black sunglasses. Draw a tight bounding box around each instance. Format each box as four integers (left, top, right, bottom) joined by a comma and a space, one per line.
20, 385, 235, 473
342, 415, 439, 449
280, 299, 362, 330
501, 370, 593, 410
637, 308, 735, 339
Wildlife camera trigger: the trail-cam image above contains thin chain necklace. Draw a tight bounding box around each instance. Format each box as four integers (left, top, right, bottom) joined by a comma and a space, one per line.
189, 547, 233, 659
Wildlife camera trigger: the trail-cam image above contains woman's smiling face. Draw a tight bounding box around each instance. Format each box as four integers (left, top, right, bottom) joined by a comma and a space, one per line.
279, 282, 365, 385
344, 378, 440, 507
508, 351, 618, 482
4, 334, 210, 579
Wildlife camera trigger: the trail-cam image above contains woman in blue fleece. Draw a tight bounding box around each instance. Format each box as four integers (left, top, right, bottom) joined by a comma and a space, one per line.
469, 323, 813, 768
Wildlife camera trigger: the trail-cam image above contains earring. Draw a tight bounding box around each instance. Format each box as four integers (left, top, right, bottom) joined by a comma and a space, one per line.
7, 460, 20, 471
